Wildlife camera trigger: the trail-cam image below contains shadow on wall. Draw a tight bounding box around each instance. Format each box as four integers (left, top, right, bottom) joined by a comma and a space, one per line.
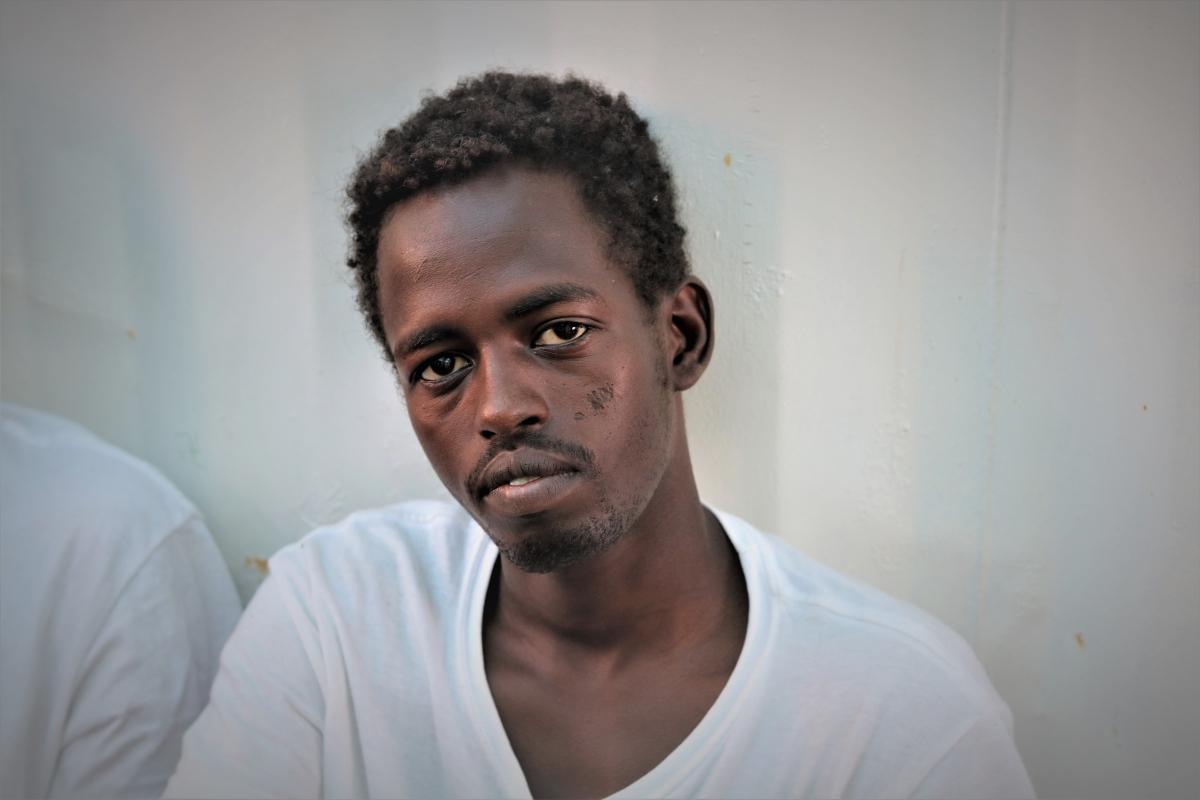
654, 112, 786, 534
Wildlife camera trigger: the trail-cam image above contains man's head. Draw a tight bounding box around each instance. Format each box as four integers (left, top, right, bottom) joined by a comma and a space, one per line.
345, 73, 712, 573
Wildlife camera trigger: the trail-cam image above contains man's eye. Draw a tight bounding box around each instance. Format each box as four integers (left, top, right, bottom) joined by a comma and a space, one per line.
533, 321, 589, 346
418, 354, 470, 382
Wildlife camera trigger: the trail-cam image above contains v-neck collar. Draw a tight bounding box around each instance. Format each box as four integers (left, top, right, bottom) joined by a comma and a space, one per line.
456, 507, 768, 799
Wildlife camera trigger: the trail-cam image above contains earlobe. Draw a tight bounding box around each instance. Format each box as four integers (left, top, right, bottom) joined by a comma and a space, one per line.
666, 278, 715, 391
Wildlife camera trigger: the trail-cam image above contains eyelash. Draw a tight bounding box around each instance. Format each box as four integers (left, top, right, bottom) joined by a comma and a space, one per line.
409, 320, 593, 387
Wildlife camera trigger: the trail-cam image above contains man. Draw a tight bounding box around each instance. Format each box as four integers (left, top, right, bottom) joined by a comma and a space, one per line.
166, 72, 1034, 798
0, 404, 241, 799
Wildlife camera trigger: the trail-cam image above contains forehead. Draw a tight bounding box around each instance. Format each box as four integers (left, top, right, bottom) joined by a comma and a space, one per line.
376, 167, 633, 345
378, 167, 605, 267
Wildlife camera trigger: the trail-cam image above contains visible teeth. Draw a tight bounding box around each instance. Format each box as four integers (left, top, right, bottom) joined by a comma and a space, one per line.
508, 476, 537, 487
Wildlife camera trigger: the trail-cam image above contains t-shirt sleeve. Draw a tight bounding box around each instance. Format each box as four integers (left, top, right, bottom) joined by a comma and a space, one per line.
163, 545, 325, 800
47, 516, 242, 799
907, 715, 1037, 800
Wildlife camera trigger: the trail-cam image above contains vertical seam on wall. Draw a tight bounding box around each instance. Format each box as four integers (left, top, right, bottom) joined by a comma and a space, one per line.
978, 0, 1015, 643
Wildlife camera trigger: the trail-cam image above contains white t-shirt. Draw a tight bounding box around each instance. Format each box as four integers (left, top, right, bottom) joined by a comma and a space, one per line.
0, 404, 243, 799
166, 500, 1035, 799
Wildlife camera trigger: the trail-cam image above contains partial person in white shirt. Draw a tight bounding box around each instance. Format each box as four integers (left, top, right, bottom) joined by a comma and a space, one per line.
166, 71, 1036, 799
0, 403, 242, 799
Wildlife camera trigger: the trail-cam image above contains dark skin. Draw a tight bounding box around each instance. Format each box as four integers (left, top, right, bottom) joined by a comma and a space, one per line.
376, 166, 748, 798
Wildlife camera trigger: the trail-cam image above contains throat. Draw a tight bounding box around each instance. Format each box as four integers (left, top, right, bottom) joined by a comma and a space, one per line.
485, 506, 747, 659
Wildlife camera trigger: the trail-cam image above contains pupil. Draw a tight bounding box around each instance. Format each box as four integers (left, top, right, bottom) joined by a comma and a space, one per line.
433, 355, 455, 374
555, 322, 579, 339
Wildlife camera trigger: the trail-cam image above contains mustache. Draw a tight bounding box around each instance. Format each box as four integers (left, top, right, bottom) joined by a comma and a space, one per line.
465, 430, 596, 499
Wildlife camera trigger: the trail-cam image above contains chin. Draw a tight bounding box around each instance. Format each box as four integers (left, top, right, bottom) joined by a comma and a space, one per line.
489, 497, 637, 574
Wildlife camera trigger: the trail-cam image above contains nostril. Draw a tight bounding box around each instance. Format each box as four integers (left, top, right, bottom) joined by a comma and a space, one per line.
480, 430, 496, 440
518, 416, 540, 428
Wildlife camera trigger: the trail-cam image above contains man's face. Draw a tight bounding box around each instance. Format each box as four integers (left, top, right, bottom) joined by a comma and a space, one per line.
376, 167, 676, 572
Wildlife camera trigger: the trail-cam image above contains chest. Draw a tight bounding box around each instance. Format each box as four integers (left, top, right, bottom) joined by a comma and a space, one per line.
486, 658, 731, 799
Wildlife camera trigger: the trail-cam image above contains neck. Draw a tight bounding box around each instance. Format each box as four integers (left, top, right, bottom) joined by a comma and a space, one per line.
484, 428, 746, 670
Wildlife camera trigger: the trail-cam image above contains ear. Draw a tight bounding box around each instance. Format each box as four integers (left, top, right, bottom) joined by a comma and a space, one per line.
663, 277, 715, 391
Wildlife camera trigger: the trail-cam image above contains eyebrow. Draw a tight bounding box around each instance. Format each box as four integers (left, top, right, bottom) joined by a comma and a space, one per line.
503, 283, 598, 321
393, 283, 599, 361
395, 325, 459, 361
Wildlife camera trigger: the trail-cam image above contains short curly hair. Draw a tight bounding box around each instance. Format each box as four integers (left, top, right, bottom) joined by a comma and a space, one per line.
344, 71, 690, 360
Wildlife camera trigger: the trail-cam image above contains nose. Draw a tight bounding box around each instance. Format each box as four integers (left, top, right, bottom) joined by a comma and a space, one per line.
474, 354, 548, 440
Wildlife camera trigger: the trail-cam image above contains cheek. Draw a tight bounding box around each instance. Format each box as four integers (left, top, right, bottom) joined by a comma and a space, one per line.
573, 357, 672, 465
567, 360, 630, 423
410, 412, 470, 485
566, 332, 669, 426
583, 383, 616, 415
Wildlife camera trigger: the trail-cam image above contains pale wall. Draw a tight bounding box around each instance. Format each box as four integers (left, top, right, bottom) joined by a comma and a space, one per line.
1, 2, 1196, 797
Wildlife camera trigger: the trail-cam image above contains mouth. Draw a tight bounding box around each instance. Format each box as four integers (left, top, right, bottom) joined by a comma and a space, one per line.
474, 452, 584, 516
477, 457, 579, 499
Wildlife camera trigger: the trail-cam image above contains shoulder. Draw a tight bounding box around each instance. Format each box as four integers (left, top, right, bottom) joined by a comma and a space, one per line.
266, 499, 486, 615
718, 508, 1012, 727
1, 403, 200, 565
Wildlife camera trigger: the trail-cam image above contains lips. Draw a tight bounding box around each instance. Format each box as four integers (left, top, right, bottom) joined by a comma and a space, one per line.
475, 452, 580, 501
